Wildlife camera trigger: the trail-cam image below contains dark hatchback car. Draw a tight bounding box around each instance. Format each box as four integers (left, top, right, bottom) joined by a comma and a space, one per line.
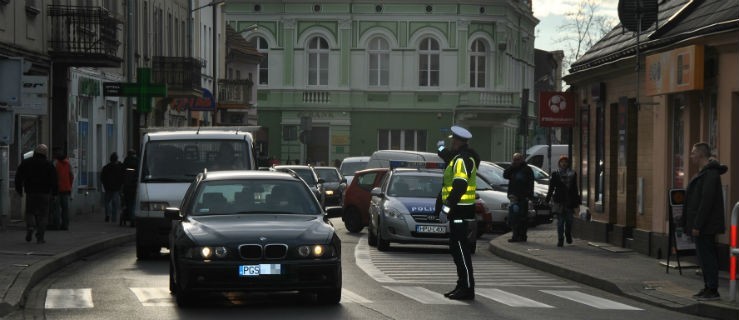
314, 166, 347, 215
272, 165, 326, 208
166, 170, 342, 307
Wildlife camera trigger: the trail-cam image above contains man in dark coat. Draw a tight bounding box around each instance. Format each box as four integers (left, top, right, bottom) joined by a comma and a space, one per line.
15, 144, 58, 243
681, 142, 727, 301
101, 152, 124, 223
503, 153, 535, 242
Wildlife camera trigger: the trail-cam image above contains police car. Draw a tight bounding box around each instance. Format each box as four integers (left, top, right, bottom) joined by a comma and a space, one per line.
367, 161, 476, 252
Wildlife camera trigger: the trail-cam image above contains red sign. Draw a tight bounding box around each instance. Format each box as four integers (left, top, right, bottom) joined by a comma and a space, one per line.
539, 91, 575, 127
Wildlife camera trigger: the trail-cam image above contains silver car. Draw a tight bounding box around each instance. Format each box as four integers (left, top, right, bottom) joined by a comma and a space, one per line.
367, 168, 475, 252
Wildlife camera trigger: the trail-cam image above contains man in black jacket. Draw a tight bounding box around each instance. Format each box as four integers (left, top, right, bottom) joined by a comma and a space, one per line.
503, 153, 535, 242
101, 152, 124, 223
15, 144, 58, 243
681, 142, 727, 301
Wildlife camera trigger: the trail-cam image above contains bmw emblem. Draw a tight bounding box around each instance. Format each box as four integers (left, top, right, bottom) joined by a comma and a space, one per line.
259, 236, 267, 242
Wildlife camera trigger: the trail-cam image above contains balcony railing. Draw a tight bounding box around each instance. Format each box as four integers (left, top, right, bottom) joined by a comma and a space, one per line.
48, 5, 122, 67
152, 57, 202, 97
302, 90, 331, 104
218, 79, 253, 106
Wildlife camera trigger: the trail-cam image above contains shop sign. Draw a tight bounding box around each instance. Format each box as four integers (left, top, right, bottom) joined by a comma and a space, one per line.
645, 45, 704, 96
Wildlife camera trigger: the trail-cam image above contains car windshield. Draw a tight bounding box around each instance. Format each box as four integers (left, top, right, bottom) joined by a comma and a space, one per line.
387, 174, 442, 198
477, 163, 507, 186
141, 140, 250, 182
188, 179, 321, 216
289, 168, 317, 185
315, 168, 341, 182
340, 161, 367, 176
476, 177, 493, 190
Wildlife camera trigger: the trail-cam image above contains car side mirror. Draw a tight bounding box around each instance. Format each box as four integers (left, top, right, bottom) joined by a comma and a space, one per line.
164, 207, 182, 220
370, 187, 384, 198
317, 178, 325, 184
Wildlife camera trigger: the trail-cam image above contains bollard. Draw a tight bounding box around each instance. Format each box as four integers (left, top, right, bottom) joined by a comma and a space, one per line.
730, 201, 738, 302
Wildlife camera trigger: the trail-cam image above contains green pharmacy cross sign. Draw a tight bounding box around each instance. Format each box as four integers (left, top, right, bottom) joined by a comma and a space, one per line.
103, 68, 167, 113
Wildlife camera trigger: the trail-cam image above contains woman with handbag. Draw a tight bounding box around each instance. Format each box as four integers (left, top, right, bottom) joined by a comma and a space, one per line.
545, 155, 580, 247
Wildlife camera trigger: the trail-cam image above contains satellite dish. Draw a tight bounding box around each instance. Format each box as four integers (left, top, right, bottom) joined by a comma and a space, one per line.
618, 0, 658, 33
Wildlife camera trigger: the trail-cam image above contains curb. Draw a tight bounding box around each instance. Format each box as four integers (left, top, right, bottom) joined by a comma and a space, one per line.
487, 239, 739, 320
0, 233, 135, 317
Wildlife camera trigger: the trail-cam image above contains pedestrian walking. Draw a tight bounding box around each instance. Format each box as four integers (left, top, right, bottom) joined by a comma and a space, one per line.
15, 144, 58, 243
52, 147, 74, 230
545, 155, 580, 247
122, 149, 138, 227
436, 125, 479, 300
101, 152, 124, 223
681, 142, 727, 301
503, 153, 535, 242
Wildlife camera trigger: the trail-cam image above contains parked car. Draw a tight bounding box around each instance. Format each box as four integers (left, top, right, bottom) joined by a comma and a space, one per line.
341, 168, 390, 233
339, 156, 370, 185
367, 166, 476, 253
495, 161, 551, 185
314, 166, 347, 216
272, 165, 326, 208
477, 161, 552, 225
166, 170, 342, 307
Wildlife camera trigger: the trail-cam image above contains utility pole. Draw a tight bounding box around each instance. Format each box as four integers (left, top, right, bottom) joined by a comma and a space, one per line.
191, 1, 224, 127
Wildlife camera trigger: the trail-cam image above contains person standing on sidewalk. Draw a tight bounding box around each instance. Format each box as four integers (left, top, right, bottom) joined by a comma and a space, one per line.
681, 142, 727, 301
52, 147, 74, 230
101, 152, 124, 223
121, 149, 138, 227
15, 144, 58, 243
545, 155, 580, 247
437, 125, 479, 300
503, 153, 535, 242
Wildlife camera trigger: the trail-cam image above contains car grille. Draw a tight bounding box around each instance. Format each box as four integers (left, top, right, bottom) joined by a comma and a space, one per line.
238, 244, 289, 260
411, 214, 439, 223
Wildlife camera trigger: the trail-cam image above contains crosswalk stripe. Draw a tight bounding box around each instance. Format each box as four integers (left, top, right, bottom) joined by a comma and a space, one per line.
130, 287, 175, 306
541, 290, 643, 310
355, 236, 397, 283
383, 286, 467, 305
45, 288, 94, 309
476, 288, 554, 308
342, 289, 372, 304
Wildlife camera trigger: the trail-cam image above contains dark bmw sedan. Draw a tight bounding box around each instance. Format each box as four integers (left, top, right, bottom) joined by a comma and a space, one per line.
166, 170, 341, 307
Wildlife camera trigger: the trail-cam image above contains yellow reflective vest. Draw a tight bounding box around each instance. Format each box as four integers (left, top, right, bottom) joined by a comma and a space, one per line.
441, 154, 477, 205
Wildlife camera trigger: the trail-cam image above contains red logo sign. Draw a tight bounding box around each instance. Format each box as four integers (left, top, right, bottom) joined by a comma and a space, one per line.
539, 92, 575, 127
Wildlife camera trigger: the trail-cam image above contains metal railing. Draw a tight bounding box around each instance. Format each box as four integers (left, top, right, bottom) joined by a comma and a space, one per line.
730, 201, 738, 302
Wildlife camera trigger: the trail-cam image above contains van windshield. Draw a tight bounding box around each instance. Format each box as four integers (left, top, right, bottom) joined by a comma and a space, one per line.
141, 140, 251, 182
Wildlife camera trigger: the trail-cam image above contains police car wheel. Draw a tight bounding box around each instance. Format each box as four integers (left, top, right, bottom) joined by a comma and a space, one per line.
377, 220, 390, 251
367, 222, 378, 246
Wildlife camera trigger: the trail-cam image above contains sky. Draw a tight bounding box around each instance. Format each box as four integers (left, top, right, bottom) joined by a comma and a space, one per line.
532, 0, 619, 52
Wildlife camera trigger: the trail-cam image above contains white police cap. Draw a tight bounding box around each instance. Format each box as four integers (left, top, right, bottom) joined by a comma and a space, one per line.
450, 125, 472, 140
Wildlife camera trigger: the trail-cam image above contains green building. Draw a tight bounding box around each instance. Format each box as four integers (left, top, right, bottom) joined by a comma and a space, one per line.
225, 0, 538, 164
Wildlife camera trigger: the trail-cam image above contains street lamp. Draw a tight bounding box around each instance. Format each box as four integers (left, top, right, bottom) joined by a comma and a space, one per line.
190, 0, 225, 126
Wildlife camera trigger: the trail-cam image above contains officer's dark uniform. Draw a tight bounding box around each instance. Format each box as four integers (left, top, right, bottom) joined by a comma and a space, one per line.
438, 126, 479, 300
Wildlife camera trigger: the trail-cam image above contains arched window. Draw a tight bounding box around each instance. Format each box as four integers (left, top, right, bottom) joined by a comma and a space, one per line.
307, 36, 329, 86
470, 39, 486, 88
368, 37, 390, 87
256, 37, 269, 85
418, 37, 439, 87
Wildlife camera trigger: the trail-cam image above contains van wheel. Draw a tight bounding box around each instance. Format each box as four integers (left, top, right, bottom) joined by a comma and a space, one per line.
344, 208, 363, 233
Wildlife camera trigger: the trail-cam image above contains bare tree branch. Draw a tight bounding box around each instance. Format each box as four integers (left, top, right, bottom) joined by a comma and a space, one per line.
554, 0, 617, 76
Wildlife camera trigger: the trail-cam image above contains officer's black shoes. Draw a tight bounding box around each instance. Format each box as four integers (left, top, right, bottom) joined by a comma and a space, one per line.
444, 287, 460, 297
447, 288, 475, 300
25, 230, 33, 242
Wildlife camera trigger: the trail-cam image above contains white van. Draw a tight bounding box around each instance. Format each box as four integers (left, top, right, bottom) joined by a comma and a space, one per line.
135, 128, 256, 259
339, 156, 370, 185
365, 150, 443, 169
525, 144, 570, 173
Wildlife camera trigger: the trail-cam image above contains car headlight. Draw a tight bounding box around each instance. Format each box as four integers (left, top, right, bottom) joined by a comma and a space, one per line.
325, 190, 334, 196
385, 207, 406, 220
296, 244, 337, 258
184, 246, 229, 260
501, 203, 509, 210
140, 201, 169, 212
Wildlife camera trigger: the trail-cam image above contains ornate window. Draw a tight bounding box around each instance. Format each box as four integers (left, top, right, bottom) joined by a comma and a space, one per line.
368, 37, 389, 87
418, 37, 439, 87
307, 36, 329, 86
469, 39, 486, 88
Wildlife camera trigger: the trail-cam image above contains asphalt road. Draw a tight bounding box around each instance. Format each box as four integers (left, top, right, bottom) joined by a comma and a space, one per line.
7, 220, 708, 320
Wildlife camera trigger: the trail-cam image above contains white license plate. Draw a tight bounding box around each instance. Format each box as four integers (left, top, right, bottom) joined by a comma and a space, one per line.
239, 264, 282, 277
416, 225, 447, 233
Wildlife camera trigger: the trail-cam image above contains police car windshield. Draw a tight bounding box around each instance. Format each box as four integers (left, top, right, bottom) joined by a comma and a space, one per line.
388, 174, 442, 198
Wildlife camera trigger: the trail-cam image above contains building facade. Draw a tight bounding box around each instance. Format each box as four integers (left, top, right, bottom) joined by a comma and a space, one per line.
225, 0, 538, 165
564, 0, 738, 268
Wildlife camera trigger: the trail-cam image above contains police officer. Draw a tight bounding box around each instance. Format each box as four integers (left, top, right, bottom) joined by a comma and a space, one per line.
437, 125, 480, 300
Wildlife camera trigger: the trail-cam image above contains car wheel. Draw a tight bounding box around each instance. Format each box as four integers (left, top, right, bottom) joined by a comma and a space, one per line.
367, 218, 378, 246
476, 222, 486, 238
376, 220, 390, 251
175, 288, 193, 308
315, 287, 341, 305
169, 261, 175, 294
344, 207, 363, 233
136, 245, 148, 260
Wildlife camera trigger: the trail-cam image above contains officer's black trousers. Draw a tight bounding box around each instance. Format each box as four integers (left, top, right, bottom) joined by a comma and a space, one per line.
449, 219, 474, 289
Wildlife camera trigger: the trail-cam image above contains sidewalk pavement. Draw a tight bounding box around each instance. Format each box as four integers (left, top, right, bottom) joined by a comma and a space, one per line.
0, 214, 134, 317
488, 224, 739, 320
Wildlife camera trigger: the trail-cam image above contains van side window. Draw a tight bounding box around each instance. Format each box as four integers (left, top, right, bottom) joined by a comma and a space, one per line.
529, 155, 543, 168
